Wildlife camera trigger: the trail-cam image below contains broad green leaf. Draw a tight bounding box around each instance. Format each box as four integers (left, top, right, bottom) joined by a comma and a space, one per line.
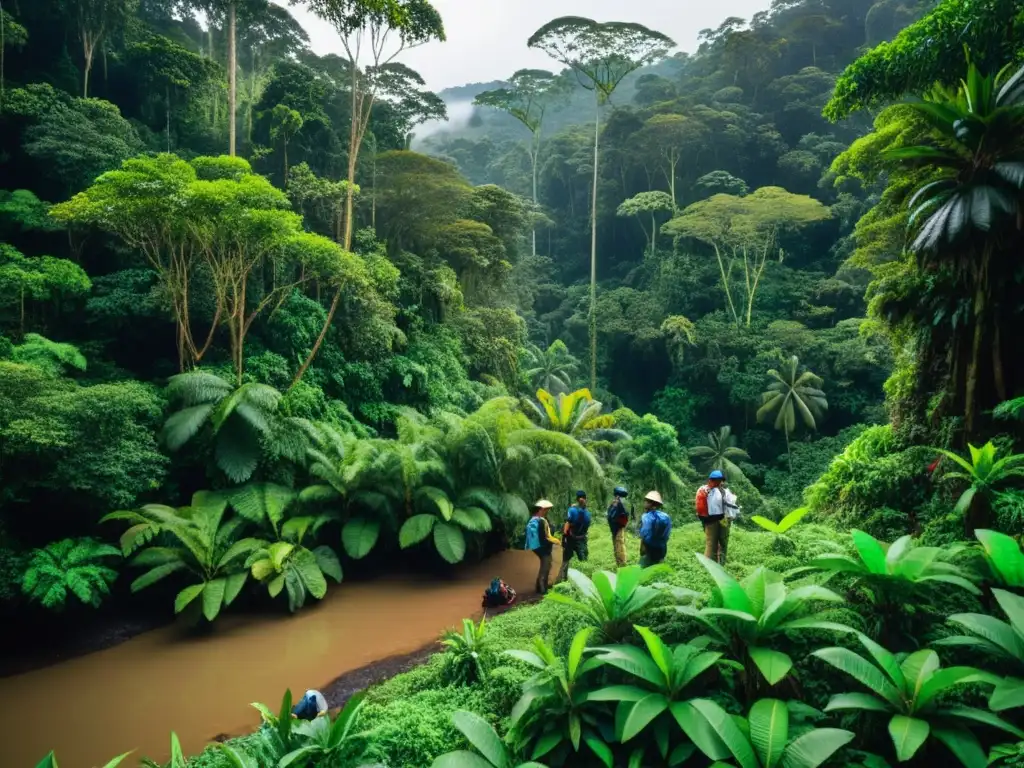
202, 577, 226, 621
431, 753, 495, 768
174, 582, 205, 614
671, 701, 731, 762
584, 734, 614, 768
292, 547, 328, 601
813, 647, 903, 707
888, 715, 929, 762
400, 514, 437, 547
690, 698, 759, 768
749, 647, 793, 685
217, 744, 257, 768
568, 626, 594, 678
434, 522, 467, 564
994, 588, 1024, 633
636, 625, 673, 680
450, 711, 508, 768
976, 531, 1024, 587
452, 506, 492, 533
824, 692, 890, 712
342, 517, 380, 559
313, 545, 343, 583
620, 693, 670, 741
418, 486, 455, 520
990, 678, 1024, 711
780, 728, 854, 768
696, 554, 752, 613
931, 725, 987, 768
851, 530, 889, 574
223, 571, 248, 606
749, 699, 788, 768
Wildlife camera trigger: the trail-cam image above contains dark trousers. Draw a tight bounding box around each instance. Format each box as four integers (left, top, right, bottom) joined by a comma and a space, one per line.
534, 550, 552, 594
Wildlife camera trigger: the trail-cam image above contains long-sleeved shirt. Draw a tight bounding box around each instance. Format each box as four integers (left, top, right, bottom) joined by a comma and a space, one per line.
531, 515, 560, 554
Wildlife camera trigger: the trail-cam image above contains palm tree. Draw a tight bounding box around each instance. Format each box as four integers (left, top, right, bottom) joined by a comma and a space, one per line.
689, 426, 750, 481
883, 58, 1024, 436
162, 371, 284, 483
522, 340, 579, 394
756, 356, 827, 472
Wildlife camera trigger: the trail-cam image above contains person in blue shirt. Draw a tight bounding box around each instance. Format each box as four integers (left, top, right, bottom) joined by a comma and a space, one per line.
524, 499, 560, 594
557, 490, 591, 582
291, 689, 328, 721
638, 490, 672, 567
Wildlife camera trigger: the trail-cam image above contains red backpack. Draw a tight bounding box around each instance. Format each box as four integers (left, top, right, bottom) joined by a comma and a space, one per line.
695, 485, 710, 517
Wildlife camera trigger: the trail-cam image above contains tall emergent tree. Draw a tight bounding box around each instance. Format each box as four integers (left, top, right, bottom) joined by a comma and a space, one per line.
528, 17, 674, 390
289, 0, 445, 385
474, 69, 566, 258
60, 0, 139, 97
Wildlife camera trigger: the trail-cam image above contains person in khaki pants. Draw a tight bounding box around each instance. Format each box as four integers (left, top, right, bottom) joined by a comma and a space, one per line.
606, 486, 629, 568
695, 470, 726, 562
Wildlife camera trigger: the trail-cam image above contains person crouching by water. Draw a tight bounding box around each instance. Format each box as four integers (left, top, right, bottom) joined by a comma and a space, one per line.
607, 486, 630, 568
638, 490, 672, 567
292, 689, 328, 720
558, 490, 592, 582
524, 499, 560, 594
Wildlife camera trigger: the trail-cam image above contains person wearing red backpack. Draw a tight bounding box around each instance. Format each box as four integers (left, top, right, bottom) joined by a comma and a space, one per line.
695, 470, 726, 562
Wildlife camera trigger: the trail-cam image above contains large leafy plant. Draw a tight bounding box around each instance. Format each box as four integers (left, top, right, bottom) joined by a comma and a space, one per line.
750, 507, 810, 535
936, 588, 1024, 711
442, 618, 495, 686
805, 529, 981, 646
588, 627, 720, 766
245, 539, 341, 613
933, 442, 1024, 533
974, 529, 1024, 589
21, 537, 121, 610
689, 425, 750, 481
546, 565, 688, 642
755, 356, 827, 471
118, 491, 260, 622
814, 633, 1021, 765
505, 627, 611, 766
279, 691, 369, 767
681, 556, 855, 698
399, 486, 493, 564
432, 710, 548, 768
679, 698, 855, 768
162, 371, 285, 483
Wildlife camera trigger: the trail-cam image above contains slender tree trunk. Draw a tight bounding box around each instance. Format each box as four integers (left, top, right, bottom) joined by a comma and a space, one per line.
785, 428, 792, 472
650, 212, 656, 255
964, 245, 991, 438
1, 0, 5, 113
227, 1, 237, 156
82, 39, 94, 97
530, 144, 538, 258
589, 94, 600, 391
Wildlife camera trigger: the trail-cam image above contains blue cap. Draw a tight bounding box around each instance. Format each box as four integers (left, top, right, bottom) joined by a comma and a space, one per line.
614, 486, 628, 497
709, 470, 725, 480
576, 490, 587, 499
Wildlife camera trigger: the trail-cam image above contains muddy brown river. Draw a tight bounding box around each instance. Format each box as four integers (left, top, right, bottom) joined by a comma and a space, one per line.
0, 549, 556, 768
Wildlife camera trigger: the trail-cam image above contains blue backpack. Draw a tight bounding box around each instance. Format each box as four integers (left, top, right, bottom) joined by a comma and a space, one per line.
524, 517, 543, 551
646, 510, 672, 547
566, 505, 592, 536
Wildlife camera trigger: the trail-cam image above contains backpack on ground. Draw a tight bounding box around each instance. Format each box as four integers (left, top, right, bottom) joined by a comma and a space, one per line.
723, 488, 741, 520
483, 578, 516, 608
524, 517, 543, 551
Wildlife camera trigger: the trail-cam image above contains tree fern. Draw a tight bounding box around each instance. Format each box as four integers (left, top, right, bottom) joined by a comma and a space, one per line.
22, 537, 121, 610
161, 370, 284, 483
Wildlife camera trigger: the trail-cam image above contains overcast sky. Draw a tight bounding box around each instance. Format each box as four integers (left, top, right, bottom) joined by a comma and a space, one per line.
274, 0, 770, 91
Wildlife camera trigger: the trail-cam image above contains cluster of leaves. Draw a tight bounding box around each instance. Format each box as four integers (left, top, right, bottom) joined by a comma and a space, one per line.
430, 528, 1024, 768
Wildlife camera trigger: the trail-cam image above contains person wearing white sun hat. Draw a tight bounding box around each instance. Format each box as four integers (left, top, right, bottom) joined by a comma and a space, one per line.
524, 499, 560, 594
638, 490, 672, 567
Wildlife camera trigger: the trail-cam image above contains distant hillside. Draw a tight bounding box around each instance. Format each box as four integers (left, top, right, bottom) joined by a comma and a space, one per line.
414, 56, 687, 152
